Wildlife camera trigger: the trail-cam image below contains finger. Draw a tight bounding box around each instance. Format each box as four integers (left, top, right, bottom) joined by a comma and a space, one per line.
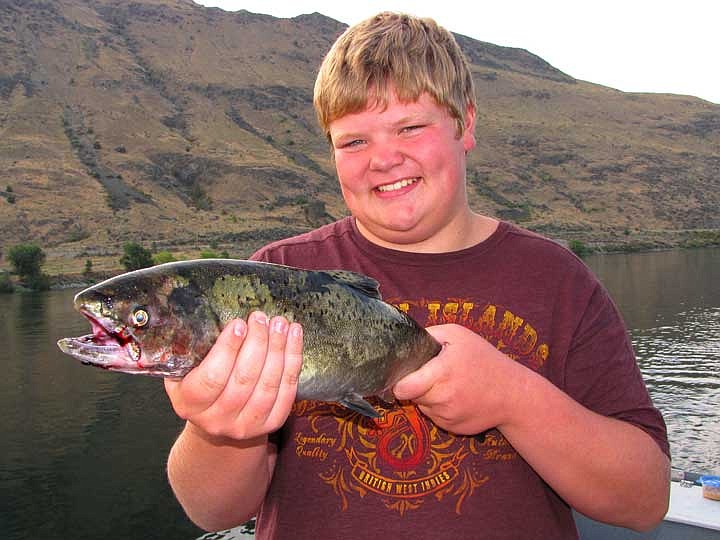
166, 318, 247, 417
264, 322, 303, 428
393, 354, 444, 401
424, 324, 455, 343
238, 315, 292, 425
209, 311, 272, 414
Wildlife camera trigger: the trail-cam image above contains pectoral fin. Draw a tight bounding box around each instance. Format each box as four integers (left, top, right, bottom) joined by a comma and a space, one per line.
339, 394, 381, 418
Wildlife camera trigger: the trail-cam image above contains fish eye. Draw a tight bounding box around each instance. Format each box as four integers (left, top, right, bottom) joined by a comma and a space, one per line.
131, 308, 149, 327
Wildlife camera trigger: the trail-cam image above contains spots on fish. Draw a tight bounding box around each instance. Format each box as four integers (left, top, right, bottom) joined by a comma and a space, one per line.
209, 274, 277, 322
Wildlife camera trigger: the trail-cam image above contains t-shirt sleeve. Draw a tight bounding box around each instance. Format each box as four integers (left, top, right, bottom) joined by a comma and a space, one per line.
561, 282, 670, 458
249, 246, 283, 264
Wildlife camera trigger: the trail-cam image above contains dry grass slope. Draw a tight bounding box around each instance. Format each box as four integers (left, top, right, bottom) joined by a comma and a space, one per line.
0, 0, 718, 276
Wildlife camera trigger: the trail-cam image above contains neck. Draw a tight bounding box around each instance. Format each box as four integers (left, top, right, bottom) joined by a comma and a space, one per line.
355, 212, 499, 254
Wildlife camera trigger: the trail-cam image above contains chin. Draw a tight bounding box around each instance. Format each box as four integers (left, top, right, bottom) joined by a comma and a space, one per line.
370, 225, 435, 249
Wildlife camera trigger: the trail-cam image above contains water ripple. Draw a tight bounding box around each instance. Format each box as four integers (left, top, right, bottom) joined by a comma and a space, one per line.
631, 306, 720, 474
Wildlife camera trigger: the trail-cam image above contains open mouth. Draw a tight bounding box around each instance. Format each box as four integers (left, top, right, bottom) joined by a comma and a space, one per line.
57, 310, 141, 372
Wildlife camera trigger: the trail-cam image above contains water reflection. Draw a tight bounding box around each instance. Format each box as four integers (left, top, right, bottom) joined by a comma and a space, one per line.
587, 248, 720, 331
587, 249, 720, 474
0, 289, 199, 540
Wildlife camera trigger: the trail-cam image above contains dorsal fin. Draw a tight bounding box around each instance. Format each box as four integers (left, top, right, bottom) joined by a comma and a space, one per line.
323, 270, 382, 299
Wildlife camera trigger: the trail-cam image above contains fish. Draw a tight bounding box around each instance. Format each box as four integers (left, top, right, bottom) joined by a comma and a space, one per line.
57, 259, 441, 417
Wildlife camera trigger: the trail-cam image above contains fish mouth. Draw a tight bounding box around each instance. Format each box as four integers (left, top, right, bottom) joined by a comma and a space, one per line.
57, 310, 143, 374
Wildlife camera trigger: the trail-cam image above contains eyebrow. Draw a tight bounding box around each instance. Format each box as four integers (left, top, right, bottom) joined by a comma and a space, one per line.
330, 131, 364, 146
332, 113, 432, 140
391, 112, 431, 126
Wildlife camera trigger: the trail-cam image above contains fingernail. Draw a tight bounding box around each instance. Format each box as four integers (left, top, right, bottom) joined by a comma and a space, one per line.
253, 312, 268, 326
272, 318, 288, 334
233, 319, 247, 337
290, 323, 303, 338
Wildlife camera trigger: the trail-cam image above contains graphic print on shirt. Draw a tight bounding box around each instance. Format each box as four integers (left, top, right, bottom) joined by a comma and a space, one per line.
290, 298, 550, 515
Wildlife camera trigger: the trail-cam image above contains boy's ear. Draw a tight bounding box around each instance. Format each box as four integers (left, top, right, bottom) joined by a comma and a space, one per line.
462, 102, 477, 152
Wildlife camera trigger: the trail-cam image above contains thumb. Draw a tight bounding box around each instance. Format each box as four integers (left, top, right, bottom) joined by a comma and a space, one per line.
393, 356, 441, 401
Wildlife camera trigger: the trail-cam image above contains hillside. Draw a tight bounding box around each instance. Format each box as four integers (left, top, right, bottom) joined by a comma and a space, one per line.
1, 0, 719, 275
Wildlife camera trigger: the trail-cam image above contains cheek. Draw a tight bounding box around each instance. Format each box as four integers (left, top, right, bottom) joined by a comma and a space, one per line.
334, 154, 365, 193
171, 332, 191, 356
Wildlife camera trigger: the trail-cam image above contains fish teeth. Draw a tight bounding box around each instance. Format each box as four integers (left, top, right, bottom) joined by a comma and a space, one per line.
126, 340, 141, 361
377, 177, 419, 192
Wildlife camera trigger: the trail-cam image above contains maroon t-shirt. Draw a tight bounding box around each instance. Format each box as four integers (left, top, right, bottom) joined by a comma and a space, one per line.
250, 218, 669, 540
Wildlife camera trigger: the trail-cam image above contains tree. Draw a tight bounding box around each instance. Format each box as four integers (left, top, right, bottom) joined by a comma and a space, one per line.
120, 242, 154, 271
7, 244, 50, 290
7, 243, 46, 279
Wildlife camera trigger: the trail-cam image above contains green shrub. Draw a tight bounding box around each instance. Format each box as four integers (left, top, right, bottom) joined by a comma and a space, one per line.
7, 243, 46, 278
120, 242, 154, 271
153, 251, 177, 264
569, 240, 592, 258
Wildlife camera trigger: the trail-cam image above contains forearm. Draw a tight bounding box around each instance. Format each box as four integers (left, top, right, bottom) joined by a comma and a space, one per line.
167, 421, 275, 531
501, 368, 670, 531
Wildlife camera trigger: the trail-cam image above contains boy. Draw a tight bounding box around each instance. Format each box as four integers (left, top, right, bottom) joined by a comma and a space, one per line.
165, 12, 670, 539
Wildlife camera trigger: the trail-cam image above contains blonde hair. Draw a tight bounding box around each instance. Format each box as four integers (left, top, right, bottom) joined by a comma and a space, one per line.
314, 12, 476, 140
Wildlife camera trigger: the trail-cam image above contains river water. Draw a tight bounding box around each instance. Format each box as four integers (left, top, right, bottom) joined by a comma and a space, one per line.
586, 248, 720, 475
1, 248, 718, 539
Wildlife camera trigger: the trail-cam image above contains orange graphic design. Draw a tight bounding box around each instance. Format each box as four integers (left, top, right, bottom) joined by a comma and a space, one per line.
393, 299, 550, 370
291, 299, 550, 516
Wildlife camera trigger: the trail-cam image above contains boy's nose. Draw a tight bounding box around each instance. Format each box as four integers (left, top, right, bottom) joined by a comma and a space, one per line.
369, 144, 404, 171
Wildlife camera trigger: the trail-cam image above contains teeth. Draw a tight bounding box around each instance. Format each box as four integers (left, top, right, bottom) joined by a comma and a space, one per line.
126, 340, 141, 361
377, 178, 418, 192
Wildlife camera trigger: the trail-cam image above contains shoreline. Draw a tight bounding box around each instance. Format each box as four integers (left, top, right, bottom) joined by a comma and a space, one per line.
2, 228, 719, 292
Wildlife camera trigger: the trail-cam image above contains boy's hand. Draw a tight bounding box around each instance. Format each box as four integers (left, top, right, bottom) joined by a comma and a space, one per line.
164, 311, 303, 442
393, 324, 523, 436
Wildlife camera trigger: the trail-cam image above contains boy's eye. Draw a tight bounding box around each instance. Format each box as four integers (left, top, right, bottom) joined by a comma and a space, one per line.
339, 139, 365, 149
401, 125, 424, 134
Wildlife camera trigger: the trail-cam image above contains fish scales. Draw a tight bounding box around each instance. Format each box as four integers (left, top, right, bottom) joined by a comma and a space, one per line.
57, 259, 441, 417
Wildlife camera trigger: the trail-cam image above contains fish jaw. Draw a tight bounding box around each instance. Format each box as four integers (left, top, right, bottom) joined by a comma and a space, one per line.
56, 310, 192, 377
57, 309, 143, 372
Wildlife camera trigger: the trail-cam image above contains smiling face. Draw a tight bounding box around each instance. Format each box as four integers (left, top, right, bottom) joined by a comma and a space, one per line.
329, 88, 477, 252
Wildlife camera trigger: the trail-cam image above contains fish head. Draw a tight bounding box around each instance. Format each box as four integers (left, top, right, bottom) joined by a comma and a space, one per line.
57, 266, 220, 377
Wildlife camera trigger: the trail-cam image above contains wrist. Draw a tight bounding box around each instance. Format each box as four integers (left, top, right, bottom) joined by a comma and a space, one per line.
495, 359, 544, 433
185, 421, 269, 449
